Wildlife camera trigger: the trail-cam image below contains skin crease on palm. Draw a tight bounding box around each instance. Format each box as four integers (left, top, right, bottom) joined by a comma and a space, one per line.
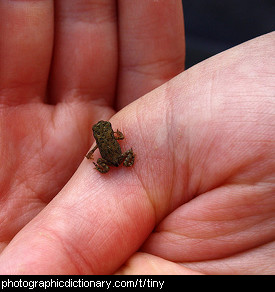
0, 1, 274, 275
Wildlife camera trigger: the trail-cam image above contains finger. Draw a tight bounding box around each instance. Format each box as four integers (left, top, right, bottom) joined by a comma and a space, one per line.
116, 0, 185, 109
142, 185, 275, 262
182, 241, 275, 275
0, 0, 53, 105
49, 0, 117, 105
116, 252, 202, 275
0, 167, 155, 274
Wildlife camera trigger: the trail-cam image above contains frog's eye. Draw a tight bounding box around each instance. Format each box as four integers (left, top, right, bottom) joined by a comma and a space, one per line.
104, 122, 111, 128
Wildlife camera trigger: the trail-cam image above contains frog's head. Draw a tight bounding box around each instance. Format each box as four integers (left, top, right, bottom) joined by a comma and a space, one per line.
92, 120, 111, 133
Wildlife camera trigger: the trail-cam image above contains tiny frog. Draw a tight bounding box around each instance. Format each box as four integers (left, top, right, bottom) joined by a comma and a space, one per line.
85, 120, 135, 173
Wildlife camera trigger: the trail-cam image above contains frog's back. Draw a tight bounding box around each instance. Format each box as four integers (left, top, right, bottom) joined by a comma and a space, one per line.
93, 121, 122, 166
100, 141, 122, 166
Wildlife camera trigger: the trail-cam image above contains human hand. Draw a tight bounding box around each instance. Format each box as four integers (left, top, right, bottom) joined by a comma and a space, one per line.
0, 0, 185, 274
0, 0, 274, 274
116, 32, 275, 275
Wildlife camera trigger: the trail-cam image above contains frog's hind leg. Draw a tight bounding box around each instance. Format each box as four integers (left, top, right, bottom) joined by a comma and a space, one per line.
93, 158, 110, 173
114, 129, 124, 140
122, 148, 135, 167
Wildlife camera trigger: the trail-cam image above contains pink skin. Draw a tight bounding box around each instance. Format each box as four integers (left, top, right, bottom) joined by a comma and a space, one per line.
0, 0, 274, 274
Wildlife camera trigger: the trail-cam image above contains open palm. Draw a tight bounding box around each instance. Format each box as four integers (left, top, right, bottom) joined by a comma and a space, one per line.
0, 1, 274, 274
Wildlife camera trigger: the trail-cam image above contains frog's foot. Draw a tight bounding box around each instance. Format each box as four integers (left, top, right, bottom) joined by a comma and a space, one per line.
123, 148, 135, 167
93, 158, 110, 173
85, 151, 93, 160
85, 144, 98, 159
114, 129, 124, 140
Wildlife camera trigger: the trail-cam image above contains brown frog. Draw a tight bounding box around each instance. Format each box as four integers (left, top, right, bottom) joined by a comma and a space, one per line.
85, 120, 135, 173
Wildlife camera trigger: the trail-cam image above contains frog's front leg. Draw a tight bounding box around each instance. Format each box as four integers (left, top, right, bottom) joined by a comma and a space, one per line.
122, 148, 135, 167
93, 158, 110, 173
85, 144, 98, 159
114, 129, 124, 140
